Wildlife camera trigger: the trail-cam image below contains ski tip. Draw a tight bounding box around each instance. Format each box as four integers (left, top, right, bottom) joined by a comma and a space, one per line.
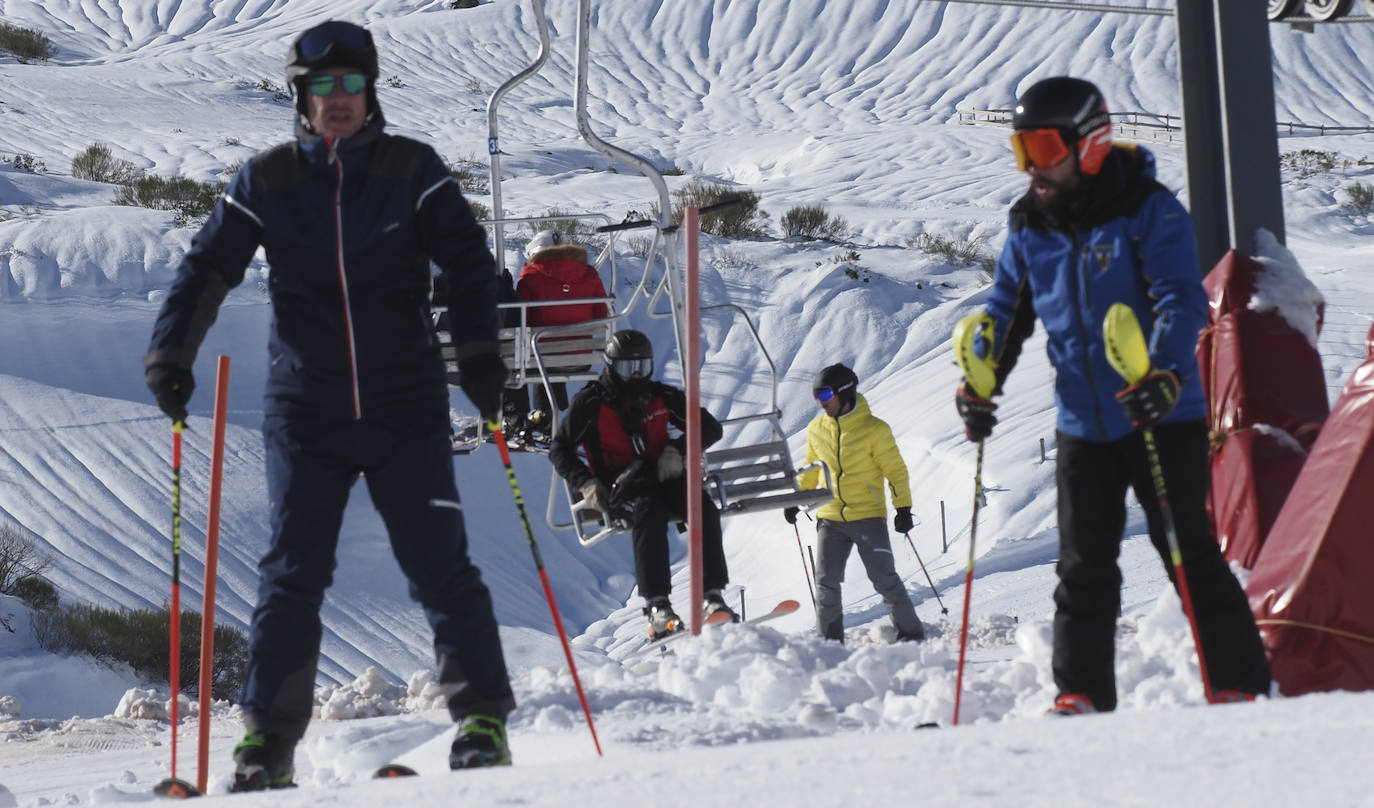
372, 763, 420, 779
915, 721, 941, 730
153, 777, 203, 798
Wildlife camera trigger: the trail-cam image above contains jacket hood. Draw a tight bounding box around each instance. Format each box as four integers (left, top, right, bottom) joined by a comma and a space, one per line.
526, 243, 590, 266
519, 248, 590, 280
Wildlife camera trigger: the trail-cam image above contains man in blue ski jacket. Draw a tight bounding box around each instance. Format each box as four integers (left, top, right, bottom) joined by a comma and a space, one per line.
144, 20, 515, 789
953, 76, 1270, 715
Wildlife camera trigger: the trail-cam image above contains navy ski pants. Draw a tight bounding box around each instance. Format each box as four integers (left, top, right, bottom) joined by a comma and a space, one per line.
1053, 420, 1271, 710
240, 415, 515, 742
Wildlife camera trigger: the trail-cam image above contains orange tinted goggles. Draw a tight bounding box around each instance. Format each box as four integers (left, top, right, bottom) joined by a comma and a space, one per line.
1010, 128, 1071, 171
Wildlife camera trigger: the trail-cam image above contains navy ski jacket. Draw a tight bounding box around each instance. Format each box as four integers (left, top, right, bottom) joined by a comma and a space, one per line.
982, 145, 1208, 442
145, 113, 499, 426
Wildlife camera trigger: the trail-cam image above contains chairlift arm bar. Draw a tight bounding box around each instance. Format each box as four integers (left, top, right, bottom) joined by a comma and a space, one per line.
705, 440, 790, 464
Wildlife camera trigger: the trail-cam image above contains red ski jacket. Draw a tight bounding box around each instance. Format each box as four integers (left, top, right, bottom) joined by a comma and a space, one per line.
516, 247, 609, 328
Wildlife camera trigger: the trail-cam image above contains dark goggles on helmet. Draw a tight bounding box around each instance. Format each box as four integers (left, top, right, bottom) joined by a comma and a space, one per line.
1010, 128, 1072, 171
610, 357, 653, 379
814, 387, 836, 403
306, 72, 368, 97
296, 21, 372, 63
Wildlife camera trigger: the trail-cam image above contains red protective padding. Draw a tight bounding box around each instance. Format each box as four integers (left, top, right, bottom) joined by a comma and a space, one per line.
1202, 308, 1328, 451
1207, 428, 1307, 569
1247, 356, 1374, 696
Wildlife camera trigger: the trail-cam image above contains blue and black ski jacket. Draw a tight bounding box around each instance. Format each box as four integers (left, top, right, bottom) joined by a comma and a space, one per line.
145, 112, 498, 427
982, 144, 1208, 442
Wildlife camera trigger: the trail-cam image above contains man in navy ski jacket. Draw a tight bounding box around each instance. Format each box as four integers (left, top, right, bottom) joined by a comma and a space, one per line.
954, 77, 1270, 716
144, 20, 515, 788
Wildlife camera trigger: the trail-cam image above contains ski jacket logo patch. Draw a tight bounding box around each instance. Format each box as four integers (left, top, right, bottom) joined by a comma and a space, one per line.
1091, 241, 1116, 275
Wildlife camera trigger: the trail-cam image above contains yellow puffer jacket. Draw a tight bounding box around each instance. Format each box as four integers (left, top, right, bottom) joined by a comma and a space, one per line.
797, 393, 911, 522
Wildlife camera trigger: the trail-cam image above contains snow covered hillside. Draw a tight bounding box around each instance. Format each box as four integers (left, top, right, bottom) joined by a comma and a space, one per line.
1, 1, 1374, 805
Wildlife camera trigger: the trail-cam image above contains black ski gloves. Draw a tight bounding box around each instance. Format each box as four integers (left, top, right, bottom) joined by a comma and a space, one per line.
458, 352, 509, 423
955, 383, 997, 442
580, 479, 611, 513
146, 364, 194, 423
1115, 368, 1180, 429
783, 506, 800, 525
893, 506, 914, 534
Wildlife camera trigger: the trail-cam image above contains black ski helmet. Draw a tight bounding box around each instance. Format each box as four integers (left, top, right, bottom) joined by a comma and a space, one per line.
604, 329, 654, 384
813, 363, 858, 407
285, 20, 381, 125
1012, 77, 1113, 175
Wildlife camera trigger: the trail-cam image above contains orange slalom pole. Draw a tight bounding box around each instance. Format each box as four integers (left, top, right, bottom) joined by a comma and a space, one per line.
197, 356, 230, 792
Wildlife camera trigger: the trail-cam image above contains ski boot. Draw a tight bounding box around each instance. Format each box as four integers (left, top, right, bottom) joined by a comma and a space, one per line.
1047, 693, 1096, 716
703, 589, 739, 623
644, 597, 685, 640
450, 713, 512, 769
229, 730, 296, 792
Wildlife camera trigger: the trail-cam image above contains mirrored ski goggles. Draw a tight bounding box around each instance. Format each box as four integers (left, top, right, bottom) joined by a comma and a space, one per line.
814, 387, 836, 403
306, 72, 368, 97
297, 22, 372, 62
611, 357, 653, 379
1010, 128, 1072, 171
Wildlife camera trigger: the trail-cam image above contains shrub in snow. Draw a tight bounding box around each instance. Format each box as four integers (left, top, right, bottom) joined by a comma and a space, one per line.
0, 695, 21, 719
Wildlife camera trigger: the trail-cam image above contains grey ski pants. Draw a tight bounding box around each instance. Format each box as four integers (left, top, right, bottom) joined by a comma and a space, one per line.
815, 516, 923, 641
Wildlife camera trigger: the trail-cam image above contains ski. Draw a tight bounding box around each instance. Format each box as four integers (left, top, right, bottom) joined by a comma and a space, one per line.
623, 599, 801, 660
152, 777, 202, 799
372, 763, 420, 779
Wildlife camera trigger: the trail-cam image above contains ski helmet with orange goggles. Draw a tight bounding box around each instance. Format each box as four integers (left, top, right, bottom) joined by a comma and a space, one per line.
1009, 77, 1113, 175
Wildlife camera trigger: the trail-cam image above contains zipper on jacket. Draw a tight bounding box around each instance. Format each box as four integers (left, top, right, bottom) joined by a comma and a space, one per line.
1070, 229, 1107, 439
833, 416, 848, 520
328, 140, 362, 419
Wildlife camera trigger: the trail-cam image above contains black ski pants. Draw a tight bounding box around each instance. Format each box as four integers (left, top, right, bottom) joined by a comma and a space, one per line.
1053, 419, 1271, 711
241, 416, 515, 743
622, 477, 728, 603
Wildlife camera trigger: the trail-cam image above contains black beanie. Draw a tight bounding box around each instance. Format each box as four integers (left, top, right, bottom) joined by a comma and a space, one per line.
813, 363, 858, 406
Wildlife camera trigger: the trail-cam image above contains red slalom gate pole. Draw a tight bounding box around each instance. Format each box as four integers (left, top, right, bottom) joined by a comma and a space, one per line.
196, 356, 230, 792
487, 421, 602, 756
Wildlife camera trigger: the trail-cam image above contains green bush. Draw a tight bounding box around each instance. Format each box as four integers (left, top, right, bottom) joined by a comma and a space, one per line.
908, 232, 988, 265
5, 153, 46, 173
113, 174, 224, 225
446, 157, 489, 194
780, 204, 850, 242
468, 199, 491, 221
0, 23, 55, 62
71, 143, 140, 184
1279, 149, 1339, 179
11, 575, 57, 611
33, 604, 249, 701
672, 180, 768, 239
1346, 181, 1374, 214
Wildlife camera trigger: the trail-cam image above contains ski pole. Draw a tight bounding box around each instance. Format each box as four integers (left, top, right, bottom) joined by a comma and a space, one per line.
1102, 304, 1213, 702
487, 420, 602, 756
168, 420, 185, 780
792, 522, 818, 617
952, 440, 982, 726
951, 311, 997, 726
903, 532, 948, 615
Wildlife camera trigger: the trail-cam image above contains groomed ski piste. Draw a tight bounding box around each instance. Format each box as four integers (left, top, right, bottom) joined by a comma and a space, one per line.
2, 0, 1374, 805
